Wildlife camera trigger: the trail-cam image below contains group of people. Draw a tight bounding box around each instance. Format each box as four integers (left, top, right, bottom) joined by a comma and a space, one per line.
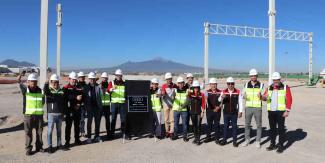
18, 68, 292, 156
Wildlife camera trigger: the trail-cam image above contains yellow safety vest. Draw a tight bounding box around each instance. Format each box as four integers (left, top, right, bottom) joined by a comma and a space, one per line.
245, 82, 263, 108
111, 85, 125, 104
151, 93, 162, 112
267, 85, 286, 111
172, 91, 187, 112
101, 92, 111, 106
25, 88, 44, 115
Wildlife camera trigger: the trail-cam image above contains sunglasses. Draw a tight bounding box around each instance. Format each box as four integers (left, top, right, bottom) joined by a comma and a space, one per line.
227, 83, 235, 85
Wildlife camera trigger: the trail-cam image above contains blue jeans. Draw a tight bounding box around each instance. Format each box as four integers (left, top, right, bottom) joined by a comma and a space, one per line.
47, 113, 62, 147
223, 113, 238, 143
173, 111, 188, 137
111, 103, 126, 134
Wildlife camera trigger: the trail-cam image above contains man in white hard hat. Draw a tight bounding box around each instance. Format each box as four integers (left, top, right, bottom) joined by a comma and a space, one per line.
204, 78, 223, 144
77, 71, 87, 138
183, 80, 206, 145
171, 76, 189, 142
149, 78, 163, 139
262, 72, 293, 153
43, 74, 65, 153
184, 73, 194, 134
161, 72, 177, 139
63, 71, 83, 149
219, 77, 243, 147
17, 72, 45, 155
241, 69, 264, 148
84, 72, 103, 143
107, 69, 127, 139
100, 72, 111, 140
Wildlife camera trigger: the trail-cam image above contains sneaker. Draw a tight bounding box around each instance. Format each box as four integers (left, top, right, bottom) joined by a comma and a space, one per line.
241, 140, 249, 147
255, 142, 261, 149
87, 138, 92, 144
266, 144, 277, 151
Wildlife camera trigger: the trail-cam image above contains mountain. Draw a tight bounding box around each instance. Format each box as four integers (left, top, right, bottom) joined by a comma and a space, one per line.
76, 57, 227, 74
0, 59, 36, 68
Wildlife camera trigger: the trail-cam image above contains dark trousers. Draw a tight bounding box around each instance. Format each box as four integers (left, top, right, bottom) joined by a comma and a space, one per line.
87, 108, 102, 139
111, 103, 126, 134
190, 114, 202, 140
206, 111, 221, 140
102, 106, 111, 135
268, 111, 286, 146
223, 113, 238, 143
65, 110, 81, 144
24, 115, 43, 151
79, 105, 86, 134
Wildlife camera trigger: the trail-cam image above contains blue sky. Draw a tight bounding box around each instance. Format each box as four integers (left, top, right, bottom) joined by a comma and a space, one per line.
0, 0, 324, 73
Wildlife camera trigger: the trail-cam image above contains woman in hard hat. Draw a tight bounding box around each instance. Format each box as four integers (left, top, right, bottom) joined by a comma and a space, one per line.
184, 80, 205, 145
262, 72, 293, 154
44, 74, 66, 153
17, 72, 45, 155
171, 76, 189, 142
149, 78, 163, 139
219, 77, 243, 147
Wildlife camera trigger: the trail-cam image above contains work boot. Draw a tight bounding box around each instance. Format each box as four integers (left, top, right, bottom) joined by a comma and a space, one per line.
48, 146, 54, 154
183, 135, 189, 142
276, 145, 285, 154
219, 140, 226, 146
26, 149, 33, 156
266, 144, 277, 151
171, 134, 178, 141
204, 135, 211, 143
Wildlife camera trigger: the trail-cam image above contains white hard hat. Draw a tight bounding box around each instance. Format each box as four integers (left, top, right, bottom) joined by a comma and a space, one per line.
77, 71, 85, 77
151, 78, 159, 84
176, 76, 184, 83
88, 72, 96, 79
209, 78, 217, 84
272, 72, 281, 80
101, 72, 108, 78
69, 71, 77, 80
165, 72, 172, 79
320, 69, 325, 75
226, 77, 235, 83
186, 73, 193, 78
50, 74, 59, 81
249, 69, 258, 76
115, 69, 123, 75
27, 73, 38, 81
192, 80, 200, 87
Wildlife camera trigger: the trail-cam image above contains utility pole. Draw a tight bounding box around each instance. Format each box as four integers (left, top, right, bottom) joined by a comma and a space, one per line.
40, 0, 49, 88
56, 3, 62, 77
268, 0, 276, 84
204, 22, 209, 84
308, 32, 313, 85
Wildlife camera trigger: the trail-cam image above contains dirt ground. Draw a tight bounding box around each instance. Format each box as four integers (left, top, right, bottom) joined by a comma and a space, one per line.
0, 75, 324, 163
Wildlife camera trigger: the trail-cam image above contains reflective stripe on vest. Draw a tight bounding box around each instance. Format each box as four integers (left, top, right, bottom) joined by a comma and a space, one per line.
111, 85, 125, 103
245, 83, 263, 108
151, 94, 162, 112
267, 85, 286, 111
25, 88, 44, 115
101, 92, 111, 106
172, 91, 187, 112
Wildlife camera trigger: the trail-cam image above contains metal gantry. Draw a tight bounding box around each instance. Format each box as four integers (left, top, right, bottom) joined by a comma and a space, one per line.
203, 23, 313, 84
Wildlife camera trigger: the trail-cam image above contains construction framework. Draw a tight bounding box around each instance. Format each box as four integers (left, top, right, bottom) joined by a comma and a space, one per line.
204, 23, 313, 84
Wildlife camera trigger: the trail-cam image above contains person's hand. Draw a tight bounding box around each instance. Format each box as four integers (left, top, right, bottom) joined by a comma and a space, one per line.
214, 106, 220, 112
77, 95, 82, 101
283, 111, 289, 117
221, 94, 226, 100
200, 112, 204, 118
238, 112, 242, 118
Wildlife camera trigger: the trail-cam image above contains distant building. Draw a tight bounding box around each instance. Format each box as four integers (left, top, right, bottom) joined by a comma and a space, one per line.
0, 65, 8, 68
8, 68, 22, 74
